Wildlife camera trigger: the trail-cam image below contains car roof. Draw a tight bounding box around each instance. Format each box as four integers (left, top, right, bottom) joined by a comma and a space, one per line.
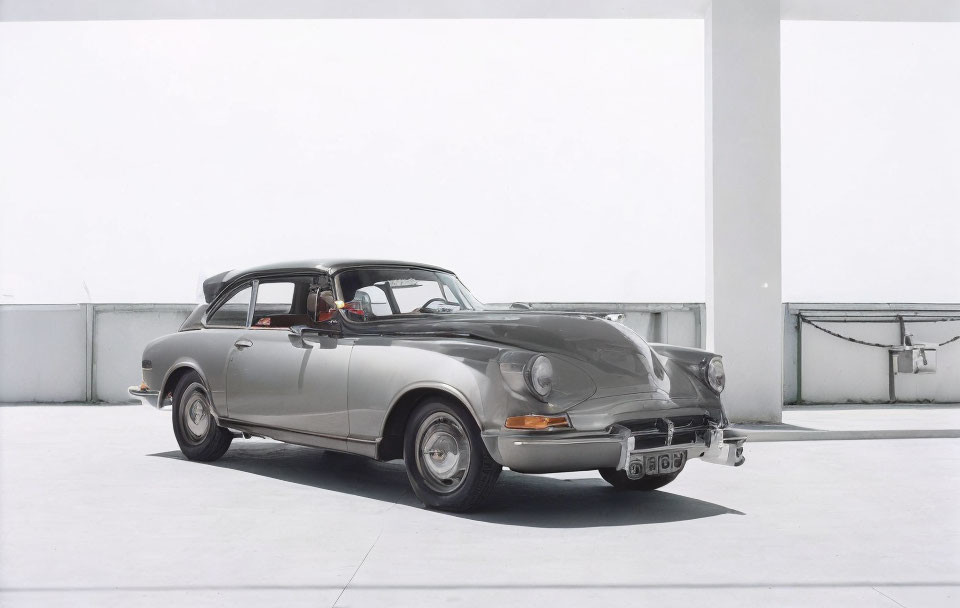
203, 259, 455, 303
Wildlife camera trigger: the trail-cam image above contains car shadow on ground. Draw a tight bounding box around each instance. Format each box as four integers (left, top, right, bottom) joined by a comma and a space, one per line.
150, 442, 743, 528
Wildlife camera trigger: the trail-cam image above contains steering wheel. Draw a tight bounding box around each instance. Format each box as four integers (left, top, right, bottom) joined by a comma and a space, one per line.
420, 297, 458, 311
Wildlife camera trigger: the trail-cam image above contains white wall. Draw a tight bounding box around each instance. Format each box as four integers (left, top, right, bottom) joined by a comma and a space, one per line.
0, 305, 192, 403
783, 305, 960, 404
92, 306, 196, 402
776, 22, 960, 403
0, 306, 88, 402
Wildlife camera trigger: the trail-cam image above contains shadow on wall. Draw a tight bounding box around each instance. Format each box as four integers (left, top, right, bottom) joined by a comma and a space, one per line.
150, 442, 743, 528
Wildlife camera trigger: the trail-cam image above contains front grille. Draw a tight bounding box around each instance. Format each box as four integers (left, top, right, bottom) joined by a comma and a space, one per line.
621, 415, 711, 450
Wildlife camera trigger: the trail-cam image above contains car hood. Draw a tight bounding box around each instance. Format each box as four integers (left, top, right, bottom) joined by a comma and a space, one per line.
350, 311, 707, 399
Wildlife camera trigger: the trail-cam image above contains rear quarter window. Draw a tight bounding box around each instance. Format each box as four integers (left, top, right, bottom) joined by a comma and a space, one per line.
206, 284, 252, 327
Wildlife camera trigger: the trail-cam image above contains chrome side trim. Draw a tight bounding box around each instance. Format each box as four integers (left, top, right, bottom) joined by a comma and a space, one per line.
216, 417, 378, 457
217, 416, 377, 444
510, 436, 620, 447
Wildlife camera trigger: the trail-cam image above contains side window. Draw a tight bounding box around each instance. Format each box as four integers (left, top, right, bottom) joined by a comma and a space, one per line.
252, 281, 297, 327
250, 279, 329, 328
206, 284, 253, 327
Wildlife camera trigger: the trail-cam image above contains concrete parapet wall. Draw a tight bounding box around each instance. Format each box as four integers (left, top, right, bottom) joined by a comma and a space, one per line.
0, 304, 193, 403
0, 303, 701, 403
783, 303, 960, 404
9, 301, 957, 407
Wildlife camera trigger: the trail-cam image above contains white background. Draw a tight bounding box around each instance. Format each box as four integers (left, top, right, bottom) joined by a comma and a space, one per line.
781, 21, 960, 304
0, 19, 704, 304
0, 20, 957, 304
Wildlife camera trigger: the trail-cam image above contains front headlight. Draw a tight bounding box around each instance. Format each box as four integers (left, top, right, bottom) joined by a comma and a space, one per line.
524, 354, 554, 401
499, 351, 595, 410
703, 356, 725, 393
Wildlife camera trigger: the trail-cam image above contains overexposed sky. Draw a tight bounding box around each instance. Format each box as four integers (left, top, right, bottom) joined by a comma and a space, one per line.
0, 19, 704, 304
0, 19, 957, 304
781, 21, 960, 303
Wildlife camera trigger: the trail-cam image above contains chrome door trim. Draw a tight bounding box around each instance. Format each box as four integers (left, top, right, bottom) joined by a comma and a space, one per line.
246, 280, 259, 328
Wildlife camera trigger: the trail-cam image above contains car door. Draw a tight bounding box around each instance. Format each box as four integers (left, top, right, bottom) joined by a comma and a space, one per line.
200, 281, 257, 414
224, 276, 352, 439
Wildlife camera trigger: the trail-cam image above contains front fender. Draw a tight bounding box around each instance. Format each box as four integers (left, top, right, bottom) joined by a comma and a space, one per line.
346, 337, 498, 440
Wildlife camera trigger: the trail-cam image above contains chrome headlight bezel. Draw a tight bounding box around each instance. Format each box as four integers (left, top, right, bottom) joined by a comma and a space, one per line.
523, 354, 554, 401
701, 356, 725, 394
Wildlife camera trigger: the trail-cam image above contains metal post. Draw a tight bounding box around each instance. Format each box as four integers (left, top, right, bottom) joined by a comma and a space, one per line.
84, 304, 94, 402
90, 304, 98, 402
651, 312, 663, 344
796, 312, 803, 405
888, 349, 897, 403
695, 305, 705, 349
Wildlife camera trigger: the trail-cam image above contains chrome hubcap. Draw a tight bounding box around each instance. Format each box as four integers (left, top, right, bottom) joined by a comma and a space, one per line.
416, 412, 470, 494
182, 383, 211, 442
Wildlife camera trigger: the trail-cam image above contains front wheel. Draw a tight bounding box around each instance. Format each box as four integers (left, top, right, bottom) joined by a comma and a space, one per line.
403, 398, 501, 512
598, 467, 681, 491
171, 371, 233, 462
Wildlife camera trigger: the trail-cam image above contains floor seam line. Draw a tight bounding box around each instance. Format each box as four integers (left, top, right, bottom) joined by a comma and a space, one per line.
331, 529, 382, 608
872, 586, 908, 608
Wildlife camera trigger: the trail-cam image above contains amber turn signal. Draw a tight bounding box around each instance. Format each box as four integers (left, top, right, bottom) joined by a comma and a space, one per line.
139, 382, 149, 391
504, 415, 569, 430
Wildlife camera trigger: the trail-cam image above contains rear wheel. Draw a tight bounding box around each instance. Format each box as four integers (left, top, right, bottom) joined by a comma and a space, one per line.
171, 371, 232, 462
598, 467, 682, 491
403, 398, 501, 512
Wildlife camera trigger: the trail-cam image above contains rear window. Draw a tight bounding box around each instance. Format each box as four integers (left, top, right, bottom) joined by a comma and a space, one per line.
206, 284, 252, 327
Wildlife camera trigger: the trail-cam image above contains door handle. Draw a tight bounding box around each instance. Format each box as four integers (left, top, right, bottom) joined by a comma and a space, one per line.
234, 339, 253, 349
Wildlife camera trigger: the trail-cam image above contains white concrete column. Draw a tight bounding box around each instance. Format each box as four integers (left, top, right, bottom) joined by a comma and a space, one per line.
705, 0, 783, 422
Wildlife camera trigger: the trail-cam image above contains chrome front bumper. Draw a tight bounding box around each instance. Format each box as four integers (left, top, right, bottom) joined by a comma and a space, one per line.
485, 423, 746, 475
128, 386, 161, 408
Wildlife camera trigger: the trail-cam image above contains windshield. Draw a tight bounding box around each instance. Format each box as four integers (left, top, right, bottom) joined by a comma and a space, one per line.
336, 268, 484, 321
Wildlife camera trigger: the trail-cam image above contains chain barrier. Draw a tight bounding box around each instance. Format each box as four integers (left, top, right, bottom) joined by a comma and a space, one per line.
801, 317, 960, 348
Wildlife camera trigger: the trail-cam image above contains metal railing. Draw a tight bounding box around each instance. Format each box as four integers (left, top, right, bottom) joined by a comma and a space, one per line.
784, 303, 960, 405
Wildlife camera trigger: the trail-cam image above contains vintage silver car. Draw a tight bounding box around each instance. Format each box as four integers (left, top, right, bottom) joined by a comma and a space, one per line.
130, 259, 744, 511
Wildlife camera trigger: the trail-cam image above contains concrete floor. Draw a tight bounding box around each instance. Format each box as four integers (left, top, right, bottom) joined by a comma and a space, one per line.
1, 406, 958, 607
731, 406, 960, 442
782, 405, 960, 431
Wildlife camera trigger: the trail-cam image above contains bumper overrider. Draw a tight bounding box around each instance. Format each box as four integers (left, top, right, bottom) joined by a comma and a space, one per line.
484, 421, 745, 476
128, 386, 161, 408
